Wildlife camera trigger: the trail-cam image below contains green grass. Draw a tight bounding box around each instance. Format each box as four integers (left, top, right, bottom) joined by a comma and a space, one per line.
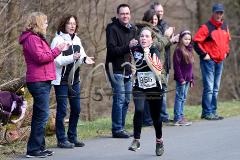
182, 100, 240, 121
0, 100, 240, 159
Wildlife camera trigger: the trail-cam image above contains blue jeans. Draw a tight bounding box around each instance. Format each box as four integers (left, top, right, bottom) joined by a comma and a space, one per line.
54, 82, 81, 143
26, 81, 51, 154
109, 74, 132, 133
174, 81, 190, 121
200, 59, 223, 116
161, 74, 169, 121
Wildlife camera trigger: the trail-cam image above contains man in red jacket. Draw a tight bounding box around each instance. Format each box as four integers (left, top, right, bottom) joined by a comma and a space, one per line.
193, 3, 230, 120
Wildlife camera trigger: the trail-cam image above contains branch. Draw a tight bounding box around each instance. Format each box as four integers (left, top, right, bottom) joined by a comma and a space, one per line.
0, 76, 25, 92
0, 0, 12, 16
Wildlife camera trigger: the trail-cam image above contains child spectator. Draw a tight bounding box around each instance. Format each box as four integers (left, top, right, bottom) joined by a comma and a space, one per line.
173, 30, 194, 126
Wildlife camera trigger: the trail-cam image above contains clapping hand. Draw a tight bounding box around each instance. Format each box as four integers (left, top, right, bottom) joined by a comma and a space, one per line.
170, 34, 180, 43
164, 27, 175, 38
129, 39, 138, 48
56, 42, 70, 51
85, 56, 95, 64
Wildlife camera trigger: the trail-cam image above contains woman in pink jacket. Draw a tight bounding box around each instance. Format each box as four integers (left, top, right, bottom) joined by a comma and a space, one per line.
19, 12, 68, 158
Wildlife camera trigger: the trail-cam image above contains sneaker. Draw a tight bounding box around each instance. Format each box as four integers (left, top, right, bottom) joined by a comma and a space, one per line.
201, 114, 215, 120
128, 139, 140, 152
155, 142, 164, 156
112, 130, 130, 138
26, 151, 48, 158
162, 119, 171, 126
174, 118, 192, 126
213, 114, 224, 120
201, 114, 224, 120
69, 140, 85, 147
42, 149, 54, 156
57, 140, 75, 148
123, 130, 133, 137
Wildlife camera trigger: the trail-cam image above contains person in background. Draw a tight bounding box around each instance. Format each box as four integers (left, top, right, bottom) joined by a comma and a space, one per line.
128, 27, 166, 156
151, 2, 175, 123
193, 3, 230, 120
135, 9, 160, 127
51, 14, 95, 148
135, 9, 161, 126
105, 3, 138, 138
136, 9, 178, 126
19, 12, 68, 158
173, 30, 194, 126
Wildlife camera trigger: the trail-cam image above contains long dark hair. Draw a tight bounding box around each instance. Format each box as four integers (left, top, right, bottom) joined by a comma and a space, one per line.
57, 14, 79, 34
142, 9, 158, 23
177, 30, 194, 64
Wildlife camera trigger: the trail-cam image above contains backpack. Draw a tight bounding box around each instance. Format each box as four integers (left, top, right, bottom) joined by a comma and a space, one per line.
204, 21, 228, 42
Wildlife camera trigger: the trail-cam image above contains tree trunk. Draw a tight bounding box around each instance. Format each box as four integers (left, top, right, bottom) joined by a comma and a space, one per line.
6, 0, 21, 78
0, 76, 25, 93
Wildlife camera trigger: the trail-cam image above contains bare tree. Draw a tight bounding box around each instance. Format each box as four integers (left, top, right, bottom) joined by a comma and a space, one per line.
0, 0, 239, 121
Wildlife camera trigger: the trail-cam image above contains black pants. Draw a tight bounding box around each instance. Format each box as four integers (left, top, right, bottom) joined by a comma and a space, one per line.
132, 87, 163, 139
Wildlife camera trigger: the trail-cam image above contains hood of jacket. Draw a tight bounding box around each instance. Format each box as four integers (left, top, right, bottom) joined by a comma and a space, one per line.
135, 20, 153, 28
19, 31, 34, 44
135, 20, 160, 34
57, 31, 77, 41
19, 31, 46, 45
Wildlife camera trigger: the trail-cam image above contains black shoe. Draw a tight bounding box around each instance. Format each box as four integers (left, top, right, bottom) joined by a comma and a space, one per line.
112, 130, 130, 138
123, 130, 133, 137
69, 140, 85, 147
214, 114, 224, 120
42, 149, 54, 156
201, 114, 224, 120
162, 119, 171, 126
26, 151, 48, 158
57, 141, 75, 148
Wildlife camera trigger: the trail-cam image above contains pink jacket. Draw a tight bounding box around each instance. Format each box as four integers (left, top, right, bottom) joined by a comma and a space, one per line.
19, 31, 60, 82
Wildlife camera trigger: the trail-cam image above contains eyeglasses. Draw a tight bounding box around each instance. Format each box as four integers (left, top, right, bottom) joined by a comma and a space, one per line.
67, 22, 77, 26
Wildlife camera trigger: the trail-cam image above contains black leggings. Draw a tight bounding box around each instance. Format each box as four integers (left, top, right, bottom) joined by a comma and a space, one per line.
132, 87, 163, 139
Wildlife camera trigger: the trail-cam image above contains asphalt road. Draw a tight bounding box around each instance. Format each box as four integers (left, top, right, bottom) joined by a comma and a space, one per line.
15, 116, 240, 160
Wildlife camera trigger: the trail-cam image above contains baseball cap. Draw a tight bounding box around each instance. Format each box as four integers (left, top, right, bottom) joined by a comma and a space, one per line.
212, 3, 224, 12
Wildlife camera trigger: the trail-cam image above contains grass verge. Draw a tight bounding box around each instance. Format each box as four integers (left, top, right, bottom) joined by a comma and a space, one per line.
0, 100, 239, 159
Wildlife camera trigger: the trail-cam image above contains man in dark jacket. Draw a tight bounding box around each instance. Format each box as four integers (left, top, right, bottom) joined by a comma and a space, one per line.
193, 3, 230, 120
105, 3, 138, 138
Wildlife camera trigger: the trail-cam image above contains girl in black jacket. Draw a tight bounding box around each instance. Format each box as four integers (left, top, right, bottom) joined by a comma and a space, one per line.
128, 27, 166, 156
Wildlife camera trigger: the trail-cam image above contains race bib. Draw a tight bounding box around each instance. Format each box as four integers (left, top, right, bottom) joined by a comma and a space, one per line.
137, 72, 157, 89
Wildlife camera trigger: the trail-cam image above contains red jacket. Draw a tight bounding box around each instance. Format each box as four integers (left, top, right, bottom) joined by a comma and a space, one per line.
193, 17, 230, 63
19, 31, 60, 82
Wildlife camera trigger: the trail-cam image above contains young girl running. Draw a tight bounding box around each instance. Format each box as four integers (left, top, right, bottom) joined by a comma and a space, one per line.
173, 30, 194, 126
128, 27, 168, 156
